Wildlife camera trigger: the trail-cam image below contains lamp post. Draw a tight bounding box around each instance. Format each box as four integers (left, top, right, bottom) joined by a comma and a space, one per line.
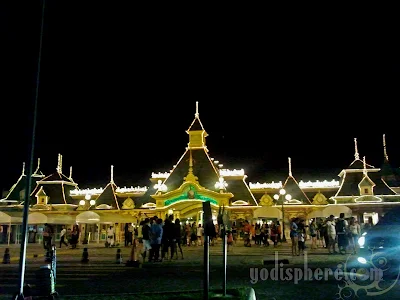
80, 194, 95, 244
215, 175, 228, 297
273, 189, 291, 243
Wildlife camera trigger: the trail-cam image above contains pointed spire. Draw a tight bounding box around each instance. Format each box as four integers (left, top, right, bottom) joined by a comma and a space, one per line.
354, 138, 359, 160
22, 162, 25, 176
56, 153, 61, 173
363, 156, 367, 176
69, 166, 73, 179
383, 134, 389, 161
110, 165, 114, 184
288, 157, 292, 177
195, 101, 199, 118
33, 158, 41, 175
184, 150, 199, 183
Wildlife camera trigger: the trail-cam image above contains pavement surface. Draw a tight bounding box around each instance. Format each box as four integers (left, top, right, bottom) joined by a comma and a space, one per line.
1, 240, 399, 299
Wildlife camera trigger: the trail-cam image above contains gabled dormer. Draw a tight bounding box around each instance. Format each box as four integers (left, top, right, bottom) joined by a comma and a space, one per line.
35, 186, 48, 205
358, 156, 376, 196
359, 177, 375, 195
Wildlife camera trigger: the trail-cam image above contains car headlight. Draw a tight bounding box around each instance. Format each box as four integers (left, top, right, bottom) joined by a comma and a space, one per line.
358, 236, 365, 247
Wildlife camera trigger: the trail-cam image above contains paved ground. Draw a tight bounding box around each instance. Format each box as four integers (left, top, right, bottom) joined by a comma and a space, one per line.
1, 240, 399, 299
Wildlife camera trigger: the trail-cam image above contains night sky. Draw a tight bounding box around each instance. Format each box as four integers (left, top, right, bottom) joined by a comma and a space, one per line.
1, 2, 400, 194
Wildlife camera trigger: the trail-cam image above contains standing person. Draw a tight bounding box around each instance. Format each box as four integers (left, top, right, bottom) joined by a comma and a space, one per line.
125, 224, 133, 247
149, 218, 163, 262
173, 218, 184, 259
71, 224, 79, 249
254, 224, 261, 245
185, 223, 191, 246
231, 223, 237, 245
107, 226, 115, 247
243, 220, 251, 247
197, 224, 204, 246
276, 221, 282, 245
42, 223, 53, 251
326, 215, 337, 254
309, 219, 317, 249
124, 223, 129, 247
190, 222, 197, 246
141, 218, 152, 262
336, 213, 349, 254
161, 217, 174, 261
59, 225, 68, 248
290, 217, 299, 256
270, 221, 278, 247
66, 228, 72, 247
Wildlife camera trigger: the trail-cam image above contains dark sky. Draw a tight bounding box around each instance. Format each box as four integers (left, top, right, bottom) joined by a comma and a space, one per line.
1, 2, 400, 193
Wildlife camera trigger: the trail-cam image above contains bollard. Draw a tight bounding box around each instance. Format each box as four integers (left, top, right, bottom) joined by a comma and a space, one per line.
44, 248, 52, 263
81, 248, 89, 263
51, 244, 57, 283
116, 248, 122, 264
2, 247, 10, 264
35, 265, 57, 298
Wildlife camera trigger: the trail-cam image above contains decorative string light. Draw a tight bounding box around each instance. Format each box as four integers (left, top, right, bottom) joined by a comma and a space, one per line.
354, 138, 359, 160
215, 176, 228, 190
154, 179, 167, 192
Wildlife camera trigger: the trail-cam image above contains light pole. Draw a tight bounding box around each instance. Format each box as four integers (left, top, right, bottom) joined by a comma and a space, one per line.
273, 189, 291, 242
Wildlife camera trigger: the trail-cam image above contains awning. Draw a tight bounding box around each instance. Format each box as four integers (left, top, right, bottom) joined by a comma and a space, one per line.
76, 211, 136, 224
28, 212, 48, 224
308, 205, 352, 218
0, 211, 22, 224
47, 214, 76, 224
307, 209, 325, 219
253, 206, 282, 219
99, 213, 136, 224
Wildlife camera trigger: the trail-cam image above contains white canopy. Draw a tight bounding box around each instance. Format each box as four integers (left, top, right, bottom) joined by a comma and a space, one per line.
253, 206, 282, 219
76, 211, 101, 224
28, 212, 48, 224
0, 211, 22, 224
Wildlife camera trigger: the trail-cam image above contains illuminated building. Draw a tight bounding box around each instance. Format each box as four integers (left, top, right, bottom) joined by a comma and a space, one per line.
1, 103, 400, 244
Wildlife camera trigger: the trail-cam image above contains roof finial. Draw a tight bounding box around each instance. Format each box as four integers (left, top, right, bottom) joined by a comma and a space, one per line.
383, 134, 389, 161
22, 162, 25, 176
57, 153, 61, 173
363, 156, 367, 176
69, 166, 73, 179
288, 157, 292, 177
195, 101, 199, 118
111, 165, 114, 184
33, 158, 40, 175
354, 138, 359, 160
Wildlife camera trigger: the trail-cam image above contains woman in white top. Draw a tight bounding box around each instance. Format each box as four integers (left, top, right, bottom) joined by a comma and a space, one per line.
348, 217, 361, 254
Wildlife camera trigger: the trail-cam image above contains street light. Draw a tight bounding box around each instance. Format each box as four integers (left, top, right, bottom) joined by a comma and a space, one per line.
273, 188, 291, 242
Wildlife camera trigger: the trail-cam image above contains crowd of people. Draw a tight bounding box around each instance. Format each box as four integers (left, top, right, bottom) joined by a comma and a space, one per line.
40, 213, 372, 261
137, 215, 184, 262
288, 213, 366, 256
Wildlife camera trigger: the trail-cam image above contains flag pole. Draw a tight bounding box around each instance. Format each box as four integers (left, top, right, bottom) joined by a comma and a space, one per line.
15, 0, 45, 298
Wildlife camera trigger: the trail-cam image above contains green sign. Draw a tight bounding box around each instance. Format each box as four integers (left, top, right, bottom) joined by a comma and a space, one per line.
164, 192, 218, 206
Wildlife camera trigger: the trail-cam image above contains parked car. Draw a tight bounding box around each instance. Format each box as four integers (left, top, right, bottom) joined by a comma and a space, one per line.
356, 206, 400, 277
